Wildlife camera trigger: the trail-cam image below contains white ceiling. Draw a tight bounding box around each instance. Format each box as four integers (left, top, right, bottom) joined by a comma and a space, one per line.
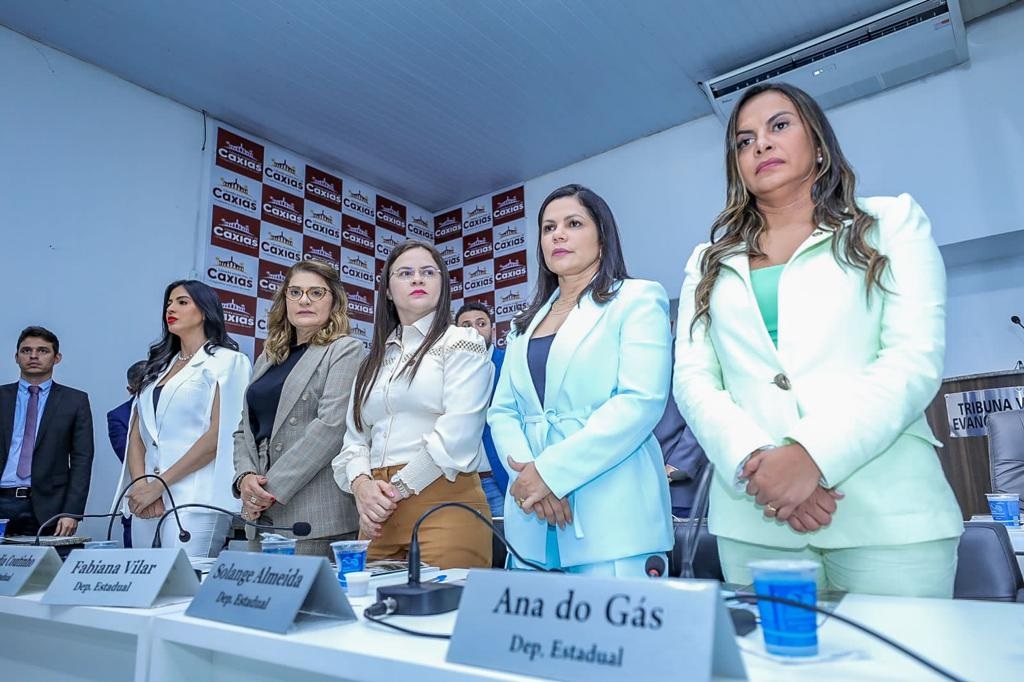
2, 0, 927, 210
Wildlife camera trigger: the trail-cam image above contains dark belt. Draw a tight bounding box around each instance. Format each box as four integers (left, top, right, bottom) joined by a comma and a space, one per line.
478, 471, 493, 479
0, 486, 31, 498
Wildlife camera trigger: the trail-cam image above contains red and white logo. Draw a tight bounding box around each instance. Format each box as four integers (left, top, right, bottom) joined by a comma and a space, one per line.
463, 229, 493, 265
343, 283, 375, 323
407, 214, 433, 241
262, 186, 304, 232
437, 238, 463, 271
215, 128, 264, 181
257, 259, 289, 299
462, 202, 492, 234
434, 208, 462, 243
495, 320, 512, 350
342, 214, 376, 256
264, 148, 305, 194
303, 236, 340, 273
305, 165, 342, 211
465, 291, 495, 319
494, 221, 527, 255
211, 174, 261, 217
448, 268, 464, 299
211, 206, 260, 258
342, 183, 375, 221
205, 246, 257, 295
375, 228, 403, 260
375, 196, 407, 236
259, 222, 303, 266
494, 250, 529, 287
463, 261, 495, 294
492, 185, 526, 226
216, 290, 257, 336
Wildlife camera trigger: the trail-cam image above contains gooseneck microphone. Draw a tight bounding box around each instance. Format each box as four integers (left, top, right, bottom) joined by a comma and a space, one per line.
107, 473, 189, 543
33, 511, 125, 546
1012, 315, 1024, 330
644, 554, 668, 578
151, 502, 311, 549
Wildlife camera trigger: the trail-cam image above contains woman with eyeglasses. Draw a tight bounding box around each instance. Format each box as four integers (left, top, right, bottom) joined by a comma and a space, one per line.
231, 260, 366, 557
332, 241, 494, 569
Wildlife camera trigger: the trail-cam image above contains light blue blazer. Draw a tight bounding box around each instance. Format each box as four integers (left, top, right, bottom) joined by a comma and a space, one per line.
488, 278, 674, 567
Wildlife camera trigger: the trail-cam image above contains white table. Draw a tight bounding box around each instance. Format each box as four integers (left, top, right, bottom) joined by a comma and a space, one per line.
0, 592, 190, 682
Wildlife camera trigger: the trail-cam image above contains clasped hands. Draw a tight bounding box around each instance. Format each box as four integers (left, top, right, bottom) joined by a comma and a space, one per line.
508, 458, 572, 529
742, 444, 843, 533
126, 479, 166, 519
239, 473, 276, 522
352, 475, 401, 539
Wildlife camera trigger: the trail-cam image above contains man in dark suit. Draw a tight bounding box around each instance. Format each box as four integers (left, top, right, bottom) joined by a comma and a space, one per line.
655, 379, 708, 519
0, 326, 94, 536
106, 360, 146, 547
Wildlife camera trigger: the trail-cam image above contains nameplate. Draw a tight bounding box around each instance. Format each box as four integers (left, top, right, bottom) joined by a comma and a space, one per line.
945, 386, 1024, 437
186, 550, 356, 634
447, 570, 747, 682
0, 546, 63, 596
42, 549, 198, 607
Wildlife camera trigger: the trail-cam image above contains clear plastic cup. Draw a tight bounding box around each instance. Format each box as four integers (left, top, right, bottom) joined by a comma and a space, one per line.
260, 538, 297, 555
986, 493, 1021, 528
84, 540, 120, 549
749, 559, 820, 657
345, 570, 372, 597
0, 518, 9, 543
331, 540, 370, 590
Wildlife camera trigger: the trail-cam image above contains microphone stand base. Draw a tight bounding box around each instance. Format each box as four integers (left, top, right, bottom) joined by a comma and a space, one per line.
376, 582, 463, 615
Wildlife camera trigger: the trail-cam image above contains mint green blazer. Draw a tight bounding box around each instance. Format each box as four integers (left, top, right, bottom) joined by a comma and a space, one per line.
674, 194, 963, 549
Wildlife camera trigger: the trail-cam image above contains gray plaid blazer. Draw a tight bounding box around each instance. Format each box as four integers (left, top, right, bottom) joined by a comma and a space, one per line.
233, 335, 365, 539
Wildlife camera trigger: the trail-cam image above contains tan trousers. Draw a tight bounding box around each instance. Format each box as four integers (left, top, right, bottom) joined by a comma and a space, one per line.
361, 465, 492, 569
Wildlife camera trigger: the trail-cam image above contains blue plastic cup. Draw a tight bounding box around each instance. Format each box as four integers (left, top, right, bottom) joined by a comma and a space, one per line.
0, 518, 8, 543
84, 540, 120, 549
749, 559, 820, 657
986, 493, 1021, 528
331, 540, 370, 590
260, 538, 297, 555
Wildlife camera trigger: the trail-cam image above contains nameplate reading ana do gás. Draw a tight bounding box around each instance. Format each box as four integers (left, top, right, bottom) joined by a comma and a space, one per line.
186, 551, 355, 633
447, 569, 747, 682
42, 549, 198, 607
0, 546, 63, 596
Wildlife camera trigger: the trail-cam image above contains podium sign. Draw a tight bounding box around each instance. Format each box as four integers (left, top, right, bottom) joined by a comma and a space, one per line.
0, 546, 63, 596
448, 569, 746, 681
42, 549, 198, 607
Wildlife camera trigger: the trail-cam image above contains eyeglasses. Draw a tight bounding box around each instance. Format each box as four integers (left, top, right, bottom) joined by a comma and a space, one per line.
285, 286, 329, 302
390, 267, 440, 281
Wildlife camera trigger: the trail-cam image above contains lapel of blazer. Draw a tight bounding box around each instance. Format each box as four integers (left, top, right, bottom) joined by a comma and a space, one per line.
155, 348, 212, 434
543, 289, 609, 409
271, 344, 329, 439
0, 383, 17, 465
35, 382, 64, 448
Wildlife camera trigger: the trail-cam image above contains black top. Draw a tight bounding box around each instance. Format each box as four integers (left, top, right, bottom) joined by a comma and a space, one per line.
527, 335, 555, 407
247, 345, 309, 443
152, 385, 164, 410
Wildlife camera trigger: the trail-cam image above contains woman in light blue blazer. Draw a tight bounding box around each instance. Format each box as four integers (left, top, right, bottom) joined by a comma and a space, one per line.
488, 184, 674, 577
674, 83, 962, 597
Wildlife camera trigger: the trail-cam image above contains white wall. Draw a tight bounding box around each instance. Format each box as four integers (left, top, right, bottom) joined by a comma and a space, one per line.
0, 26, 205, 538
946, 254, 1024, 377
523, 3, 1024, 378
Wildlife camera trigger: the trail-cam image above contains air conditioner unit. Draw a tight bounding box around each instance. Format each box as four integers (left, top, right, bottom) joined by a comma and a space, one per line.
700, 0, 968, 123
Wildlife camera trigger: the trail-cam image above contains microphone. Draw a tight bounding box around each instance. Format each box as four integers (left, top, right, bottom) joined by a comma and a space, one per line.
1012, 315, 1024, 330
107, 473, 189, 544
644, 554, 668, 578
34, 511, 124, 546
375, 502, 555, 617
151, 503, 311, 549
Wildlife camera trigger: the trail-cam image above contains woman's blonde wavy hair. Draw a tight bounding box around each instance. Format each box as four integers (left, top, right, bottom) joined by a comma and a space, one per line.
690, 83, 888, 336
263, 260, 350, 364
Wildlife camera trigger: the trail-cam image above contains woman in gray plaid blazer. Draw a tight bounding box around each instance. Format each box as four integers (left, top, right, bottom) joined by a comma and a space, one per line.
232, 260, 366, 557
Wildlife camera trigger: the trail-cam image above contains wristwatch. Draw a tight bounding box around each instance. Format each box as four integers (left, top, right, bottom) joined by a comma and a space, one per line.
390, 476, 413, 500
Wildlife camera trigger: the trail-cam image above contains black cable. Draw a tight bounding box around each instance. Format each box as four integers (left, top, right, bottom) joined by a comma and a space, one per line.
362, 601, 452, 640
408, 501, 560, 575
107, 474, 185, 542
201, 109, 208, 151
728, 593, 966, 682
681, 463, 713, 578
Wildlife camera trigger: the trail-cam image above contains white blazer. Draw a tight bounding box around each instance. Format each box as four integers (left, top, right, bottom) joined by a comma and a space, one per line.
111, 346, 251, 514
674, 194, 963, 549
488, 279, 674, 567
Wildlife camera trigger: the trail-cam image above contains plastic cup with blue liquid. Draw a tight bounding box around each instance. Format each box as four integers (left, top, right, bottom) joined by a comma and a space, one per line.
84, 540, 120, 549
260, 535, 297, 555
985, 493, 1021, 528
331, 540, 370, 590
749, 559, 820, 657
0, 518, 8, 543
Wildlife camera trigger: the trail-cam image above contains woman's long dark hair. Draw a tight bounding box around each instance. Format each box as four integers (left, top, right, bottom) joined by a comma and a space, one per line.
140, 279, 239, 389
514, 184, 629, 334
351, 241, 451, 431
690, 82, 887, 336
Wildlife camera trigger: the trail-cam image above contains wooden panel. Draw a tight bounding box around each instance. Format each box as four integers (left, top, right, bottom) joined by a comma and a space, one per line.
924, 370, 1024, 519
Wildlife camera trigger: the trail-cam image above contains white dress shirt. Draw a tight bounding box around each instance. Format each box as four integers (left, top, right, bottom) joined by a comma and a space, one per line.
333, 313, 494, 494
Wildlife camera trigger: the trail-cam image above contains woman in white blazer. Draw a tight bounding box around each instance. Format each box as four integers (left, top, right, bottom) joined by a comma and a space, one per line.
488, 184, 674, 576
675, 83, 962, 597
113, 280, 251, 556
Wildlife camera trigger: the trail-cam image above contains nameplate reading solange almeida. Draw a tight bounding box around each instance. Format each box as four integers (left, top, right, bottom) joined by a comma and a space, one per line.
41, 549, 198, 607
0, 546, 63, 596
186, 550, 355, 634
447, 569, 747, 682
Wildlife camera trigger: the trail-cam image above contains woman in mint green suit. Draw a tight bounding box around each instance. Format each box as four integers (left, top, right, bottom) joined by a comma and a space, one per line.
488, 184, 674, 576
674, 83, 962, 597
